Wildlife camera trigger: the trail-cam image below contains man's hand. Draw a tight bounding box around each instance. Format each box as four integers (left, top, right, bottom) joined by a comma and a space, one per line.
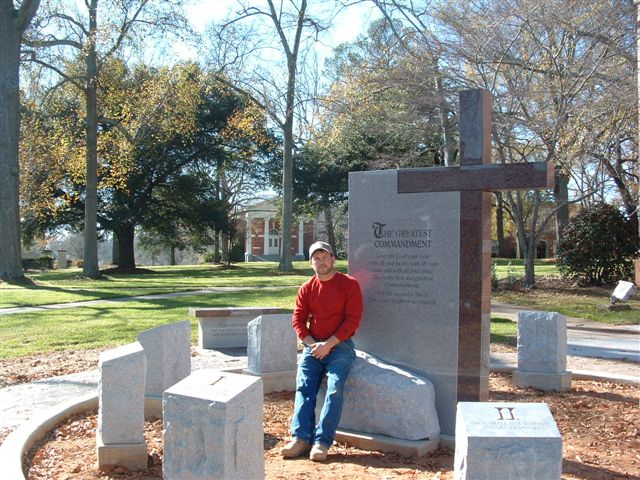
309, 335, 340, 360
310, 341, 333, 359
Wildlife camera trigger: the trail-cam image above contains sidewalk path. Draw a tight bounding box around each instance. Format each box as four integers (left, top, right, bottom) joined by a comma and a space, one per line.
0, 286, 294, 316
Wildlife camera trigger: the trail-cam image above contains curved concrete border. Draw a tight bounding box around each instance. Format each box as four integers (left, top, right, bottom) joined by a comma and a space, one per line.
0, 393, 98, 480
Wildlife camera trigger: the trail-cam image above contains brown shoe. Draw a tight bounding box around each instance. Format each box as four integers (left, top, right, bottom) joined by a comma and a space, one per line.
309, 443, 329, 462
280, 438, 311, 458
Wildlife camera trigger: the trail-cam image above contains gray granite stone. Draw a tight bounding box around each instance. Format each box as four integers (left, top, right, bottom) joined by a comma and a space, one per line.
319, 351, 440, 441
98, 342, 146, 446
611, 280, 637, 302
517, 311, 567, 373
349, 169, 462, 436
246, 314, 297, 374
190, 307, 283, 349
163, 369, 263, 480
137, 320, 191, 399
454, 402, 562, 480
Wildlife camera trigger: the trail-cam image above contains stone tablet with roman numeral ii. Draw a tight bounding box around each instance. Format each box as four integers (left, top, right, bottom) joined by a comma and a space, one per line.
454, 402, 562, 480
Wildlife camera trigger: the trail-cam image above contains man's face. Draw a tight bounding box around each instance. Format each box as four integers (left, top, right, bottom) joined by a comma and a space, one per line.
310, 249, 335, 277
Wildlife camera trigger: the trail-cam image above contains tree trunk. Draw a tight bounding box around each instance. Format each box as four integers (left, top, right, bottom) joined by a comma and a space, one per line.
213, 229, 221, 263
323, 206, 337, 257
435, 75, 456, 166
111, 233, 119, 265
272, 0, 305, 273
115, 224, 135, 270
222, 232, 230, 266
553, 172, 570, 253
637, 1, 640, 286
279, 117, 294, 271
494, 192, 506, 257
523, 239, 536, 287
82, 0, 100, 277
507, 191, 538, 286
0, 5, 25, 281
170, 246, 176, 265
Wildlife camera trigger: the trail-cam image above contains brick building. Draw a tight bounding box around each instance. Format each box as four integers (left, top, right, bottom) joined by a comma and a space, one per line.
242, 199, 322, 262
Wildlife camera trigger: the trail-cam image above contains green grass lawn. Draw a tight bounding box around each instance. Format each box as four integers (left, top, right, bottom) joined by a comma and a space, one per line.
0, 258, 635, 360
0, 287, 298, 360
492, 258, 560, 279
0, 261, 326, 308
490, 317, 518, 347
492, 289, 640, 325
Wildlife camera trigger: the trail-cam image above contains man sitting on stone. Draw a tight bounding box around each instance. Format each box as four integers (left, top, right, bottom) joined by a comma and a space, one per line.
280, 241, 363, 462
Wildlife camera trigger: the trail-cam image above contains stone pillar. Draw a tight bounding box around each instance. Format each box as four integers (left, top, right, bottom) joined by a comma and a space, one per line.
163, 370, 264, 480
137, 320, 191, 417
455, 402, 562, 480
244, 314, 297, 393
57, 249, 67, 269
513, 311, 572, 391
97, 342, 147, 470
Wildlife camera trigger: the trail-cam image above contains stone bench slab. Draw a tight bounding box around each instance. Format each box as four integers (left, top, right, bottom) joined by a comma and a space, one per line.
188, 307, 283, 349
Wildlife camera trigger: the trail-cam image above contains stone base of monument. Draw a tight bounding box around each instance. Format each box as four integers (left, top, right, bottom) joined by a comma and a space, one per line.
96, 433, 147, 471
335, 429, 439, 457
512, 370, 572, 392
242, 368, 296, 394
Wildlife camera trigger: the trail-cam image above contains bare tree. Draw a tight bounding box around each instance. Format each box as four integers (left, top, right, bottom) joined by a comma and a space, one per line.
206, 0, 335, 272
368, 0, 458, 165
0, 0, 40, 282
437, 0, 635, 284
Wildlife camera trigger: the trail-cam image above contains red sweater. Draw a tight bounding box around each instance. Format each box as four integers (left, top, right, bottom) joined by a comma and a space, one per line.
292, 271, 363, 342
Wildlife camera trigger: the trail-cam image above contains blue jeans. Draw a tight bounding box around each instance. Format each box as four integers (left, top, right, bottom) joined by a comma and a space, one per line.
290, 339, 356, 448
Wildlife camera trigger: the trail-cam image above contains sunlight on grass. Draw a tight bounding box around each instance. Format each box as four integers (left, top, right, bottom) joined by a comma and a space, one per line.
0, 261, 338, 308
0, 288, 298, 360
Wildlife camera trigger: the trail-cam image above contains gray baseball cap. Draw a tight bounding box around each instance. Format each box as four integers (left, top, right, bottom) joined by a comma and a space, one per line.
309, 241, 334, 258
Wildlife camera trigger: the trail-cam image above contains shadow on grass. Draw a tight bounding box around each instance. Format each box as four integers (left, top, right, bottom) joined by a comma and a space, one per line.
490, 317, 517, 347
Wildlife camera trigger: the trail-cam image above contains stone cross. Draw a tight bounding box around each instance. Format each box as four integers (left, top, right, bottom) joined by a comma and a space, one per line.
396, 89, 554, 402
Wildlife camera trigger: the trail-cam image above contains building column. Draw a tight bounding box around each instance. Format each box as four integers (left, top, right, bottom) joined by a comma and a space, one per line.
263, 217, 270, 256
245, 215, 252, 262
297, 220, 304, 256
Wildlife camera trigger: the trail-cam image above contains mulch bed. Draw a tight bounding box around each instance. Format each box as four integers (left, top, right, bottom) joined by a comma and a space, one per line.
22, 375, 640, 480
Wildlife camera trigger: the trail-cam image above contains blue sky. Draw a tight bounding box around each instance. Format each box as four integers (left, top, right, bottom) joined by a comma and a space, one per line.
173, 0, 378, 62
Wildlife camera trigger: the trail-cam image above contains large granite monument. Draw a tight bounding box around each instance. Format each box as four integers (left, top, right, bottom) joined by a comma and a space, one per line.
349, 89, 554, 437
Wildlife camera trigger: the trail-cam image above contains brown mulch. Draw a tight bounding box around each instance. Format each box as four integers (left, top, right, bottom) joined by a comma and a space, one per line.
4, 348, 636, 480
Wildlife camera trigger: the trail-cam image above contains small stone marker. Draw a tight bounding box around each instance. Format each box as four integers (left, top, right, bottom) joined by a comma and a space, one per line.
611, 280, 638, 302
513, 311, 572, 391
97, 342, 147, 470
163, 369, 263, 480
454, 402, 562, 480
189, 306, 283, 349
137, 320, 191, 417
56, 249, 67, 269
243, 314, 297, 393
